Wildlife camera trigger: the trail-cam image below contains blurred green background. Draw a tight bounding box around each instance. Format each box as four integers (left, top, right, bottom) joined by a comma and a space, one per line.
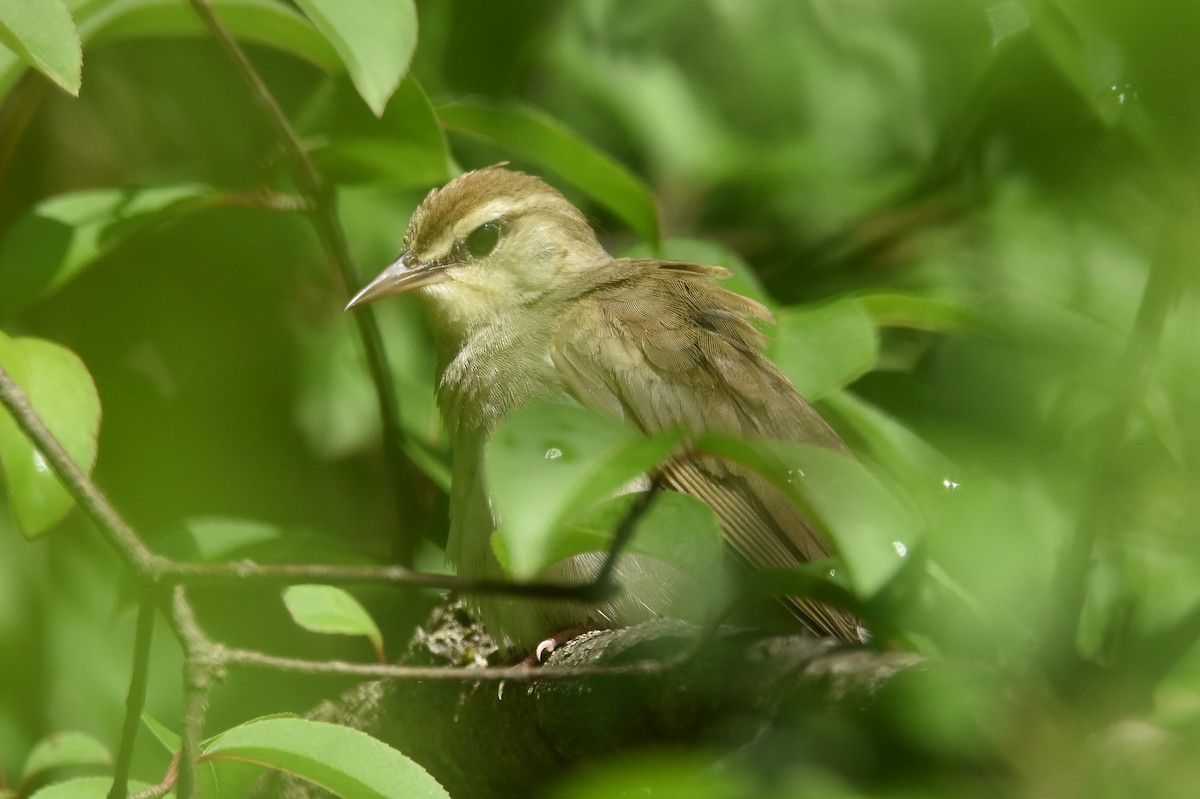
2, 0, 1199, 796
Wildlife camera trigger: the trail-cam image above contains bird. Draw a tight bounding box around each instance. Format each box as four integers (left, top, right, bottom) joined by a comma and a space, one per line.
347, 165, 862, 654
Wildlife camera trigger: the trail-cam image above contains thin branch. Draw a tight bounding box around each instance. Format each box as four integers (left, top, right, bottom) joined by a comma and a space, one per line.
166, 583, 670, 685
175, 672, 208, 799
215, 188, 315, 212
162, 559, 618, 601
129, 753, 177, 799
184, 0, 418, 561
0, 366, 159, 573
108, 596, 158, 799
591, 476, 664, 591
0, 363, 615, 604
221, 643, 673, 683
169, 587, 221, 799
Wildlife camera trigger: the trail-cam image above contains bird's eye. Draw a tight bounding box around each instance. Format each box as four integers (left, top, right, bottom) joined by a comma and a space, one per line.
465, 222, 501, 259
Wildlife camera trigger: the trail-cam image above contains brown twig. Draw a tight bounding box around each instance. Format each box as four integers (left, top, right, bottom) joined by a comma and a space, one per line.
0, 363, 614, 603
168, 586, 222, 799
220, 643, 672, 683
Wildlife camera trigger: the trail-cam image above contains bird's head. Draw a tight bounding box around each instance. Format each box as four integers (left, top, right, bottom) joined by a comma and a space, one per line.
346, 166, 608, 335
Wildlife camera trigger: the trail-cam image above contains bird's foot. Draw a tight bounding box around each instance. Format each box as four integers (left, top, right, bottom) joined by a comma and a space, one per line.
523, 626, 600, 665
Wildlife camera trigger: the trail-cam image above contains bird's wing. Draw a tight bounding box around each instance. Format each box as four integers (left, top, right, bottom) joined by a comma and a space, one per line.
550, 260, 860, 641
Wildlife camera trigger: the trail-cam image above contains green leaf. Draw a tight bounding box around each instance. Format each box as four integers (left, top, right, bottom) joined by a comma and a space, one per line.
696, 433, 921, 598
0, 183, 215, 318
1026, 1, 1121, 127
768, 297, 878, 399
292, 0, 416, 116
858, 291, 988, 334
20, 731, 110, 781
304, 77, 451, 187
83, 0, 339, 69
0, 0, 81, 96
141, 713, 181, 754
746, 562, 858, 612
198, 752, 265, 799
821, 389, 958, 502
202, 717, 450, 799
438, 102, 660, 245
1, 0, 343, 103
558, 491, 724, 576
28, 777, 153, 799
486, 402, 685, 579
283, 584, 384, 660
0, 334, 101, 539
150, 516, 355, 571
178, 516, 285, 561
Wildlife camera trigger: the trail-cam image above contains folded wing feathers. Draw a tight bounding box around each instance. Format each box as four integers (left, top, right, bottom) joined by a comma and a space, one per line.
550, 260, 860, 641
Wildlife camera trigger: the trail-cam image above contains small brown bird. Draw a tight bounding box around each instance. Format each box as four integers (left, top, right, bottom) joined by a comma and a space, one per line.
348, 166, 861, 653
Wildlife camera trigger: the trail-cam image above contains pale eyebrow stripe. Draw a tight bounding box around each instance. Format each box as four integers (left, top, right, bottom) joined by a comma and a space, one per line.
425, 192, 563, 257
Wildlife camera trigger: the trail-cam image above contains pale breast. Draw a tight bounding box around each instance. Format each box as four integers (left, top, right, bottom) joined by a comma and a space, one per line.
436, 311, 567, 439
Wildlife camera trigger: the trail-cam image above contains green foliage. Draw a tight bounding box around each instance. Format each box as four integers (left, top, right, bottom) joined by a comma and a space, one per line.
303, 76, 451, 187
200, 717, 449, 799
486, 402, 685, 579
20, 732, 110, 785
0, 0, 81, 96
769, 297, 879, 400
27, 776, 152, 799
290, 0, 416, 116
0, 333, 100, 538
0, 183, 215, 318
140, 713, 180, 753
439, 102, 661, 245
2, 0, 1200, 797
283, 584, 385, 661
82, 0, 341, 71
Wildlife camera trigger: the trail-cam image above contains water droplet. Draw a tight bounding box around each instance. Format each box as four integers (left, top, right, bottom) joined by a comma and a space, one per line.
942, 478, 960, 491
1110, 82, 1138, 105
32, 449, 50, 474
893, 540, 908, 558
786, 467, 806, 483
828, 568, 839, 579
544, 447, 563, 460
